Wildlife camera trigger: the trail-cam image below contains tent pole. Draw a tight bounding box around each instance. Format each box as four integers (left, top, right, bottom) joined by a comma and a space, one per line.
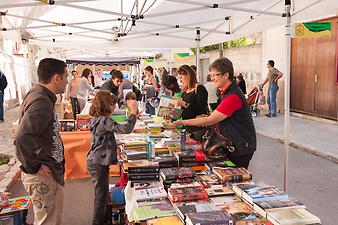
284, 0, 291, 192
196, 27, 201, 82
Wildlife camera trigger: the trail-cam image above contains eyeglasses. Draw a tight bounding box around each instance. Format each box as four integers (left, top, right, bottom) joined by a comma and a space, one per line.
210, 73, 223, 78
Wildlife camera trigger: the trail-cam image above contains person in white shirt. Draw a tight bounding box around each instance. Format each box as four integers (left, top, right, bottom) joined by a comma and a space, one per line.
93, 68, 103, 88
204, 74, 218, 111
78, 68, 93, 111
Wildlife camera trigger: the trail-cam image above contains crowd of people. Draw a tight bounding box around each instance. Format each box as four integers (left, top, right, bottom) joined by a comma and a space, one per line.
0, 56, 283, 225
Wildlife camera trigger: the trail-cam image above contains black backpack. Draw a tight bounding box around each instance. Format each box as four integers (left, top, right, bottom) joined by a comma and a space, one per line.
0, 72, 8, 91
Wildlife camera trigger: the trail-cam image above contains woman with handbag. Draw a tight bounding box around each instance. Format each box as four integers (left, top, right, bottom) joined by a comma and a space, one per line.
171, 58, 256, 169
175, 65, 209, 140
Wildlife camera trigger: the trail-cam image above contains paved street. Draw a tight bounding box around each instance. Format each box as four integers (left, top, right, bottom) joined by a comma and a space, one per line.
5, 134, 338, 225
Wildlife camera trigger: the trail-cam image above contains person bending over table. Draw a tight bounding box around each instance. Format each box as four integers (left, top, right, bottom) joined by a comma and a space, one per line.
171, 58, 256, 169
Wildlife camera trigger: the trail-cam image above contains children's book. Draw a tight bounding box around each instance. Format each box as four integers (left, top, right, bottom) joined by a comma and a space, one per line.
157, 95, 183, 120
0, 196, 31, 215
133, 203, 176, 222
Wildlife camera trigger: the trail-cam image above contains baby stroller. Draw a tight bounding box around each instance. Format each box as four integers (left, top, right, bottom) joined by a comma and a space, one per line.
246, 85, 264, 117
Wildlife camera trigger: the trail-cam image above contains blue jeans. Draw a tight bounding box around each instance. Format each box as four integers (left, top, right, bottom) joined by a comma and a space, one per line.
70, 97, 81, 119
0, 90, 4, 120
0, 210, 28, 225
267, 84, 279, 116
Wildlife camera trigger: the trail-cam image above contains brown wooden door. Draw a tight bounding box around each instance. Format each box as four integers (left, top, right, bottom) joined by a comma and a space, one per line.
291, 38, 316, 113
313, 37, 337, 118
291, 18, 337, 120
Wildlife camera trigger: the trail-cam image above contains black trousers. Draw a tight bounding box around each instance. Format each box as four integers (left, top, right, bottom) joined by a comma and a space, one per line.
228, 152, 254, 169
87, 163, 110, 225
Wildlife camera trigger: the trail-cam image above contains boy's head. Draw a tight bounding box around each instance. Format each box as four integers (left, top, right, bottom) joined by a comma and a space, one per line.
89, 90, 118, 117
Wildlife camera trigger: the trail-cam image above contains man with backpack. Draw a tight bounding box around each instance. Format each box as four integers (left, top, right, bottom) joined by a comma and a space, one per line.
0, 70, 8, 123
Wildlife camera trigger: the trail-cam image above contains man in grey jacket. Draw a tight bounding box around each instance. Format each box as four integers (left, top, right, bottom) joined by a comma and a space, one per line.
15, 58, 68, 225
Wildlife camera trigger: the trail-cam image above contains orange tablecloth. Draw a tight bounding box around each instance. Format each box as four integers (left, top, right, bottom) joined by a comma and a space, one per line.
61, 131, 120, 180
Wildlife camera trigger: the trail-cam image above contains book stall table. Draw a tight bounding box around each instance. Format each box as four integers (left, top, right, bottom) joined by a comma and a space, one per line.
114, 118, 322, 225
60, 131, 119, 180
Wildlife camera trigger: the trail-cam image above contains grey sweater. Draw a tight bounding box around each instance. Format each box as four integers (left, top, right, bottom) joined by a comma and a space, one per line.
87, 114, 136, 165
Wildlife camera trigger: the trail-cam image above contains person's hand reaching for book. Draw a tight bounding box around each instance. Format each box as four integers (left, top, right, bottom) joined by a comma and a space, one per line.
37, 164, 52, 178
127, 99, 138, 115
170, 120, 184, 127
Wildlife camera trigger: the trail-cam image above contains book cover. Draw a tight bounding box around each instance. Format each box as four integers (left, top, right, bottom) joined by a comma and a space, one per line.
196, 173, 221, 187
205, 187, 235, 197
135, 187, 167, 201
76, 114, 92, 131
232, 183, 259, 198
212, 167, 252, 182
133, 181, 163, 190
123, 160, 159, 173
245, 186, 288, 204
147, 215, 183, 225
210, 195, 241, 205
233, 212, 272, 225
185, 210, 234, 225
176, 202, 219, 221
160, 167, 196, 180
254, 199, 305, 218
168, 186, 208, 202
133, 203, 176, 222
128, 173, 160, 181
267, 208, 321, 225
0, 196, 31, 215
59, 119, 76, 132
217, 201, 253, 214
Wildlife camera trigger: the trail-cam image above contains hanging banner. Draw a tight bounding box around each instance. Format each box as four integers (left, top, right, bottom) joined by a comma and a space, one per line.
295, 22, 331, 38
173, 52, 191, 61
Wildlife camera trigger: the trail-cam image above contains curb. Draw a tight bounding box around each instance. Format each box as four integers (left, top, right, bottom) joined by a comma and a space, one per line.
257, 132, 338, 164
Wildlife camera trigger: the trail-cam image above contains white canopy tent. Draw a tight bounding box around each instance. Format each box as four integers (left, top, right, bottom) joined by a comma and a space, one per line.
0, 0, 336, 50
1, 0, 338, 190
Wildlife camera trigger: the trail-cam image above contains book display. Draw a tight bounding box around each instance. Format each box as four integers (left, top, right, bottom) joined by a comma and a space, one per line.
59, 111, 321, 225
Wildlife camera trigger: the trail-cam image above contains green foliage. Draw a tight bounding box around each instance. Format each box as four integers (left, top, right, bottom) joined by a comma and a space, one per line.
191, 37, 256, 54
0, 154, 10, 165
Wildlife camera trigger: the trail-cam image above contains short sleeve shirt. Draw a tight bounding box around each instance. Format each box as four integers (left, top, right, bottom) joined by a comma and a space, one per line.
268, 68, 280, 85
216, 93, 243, 117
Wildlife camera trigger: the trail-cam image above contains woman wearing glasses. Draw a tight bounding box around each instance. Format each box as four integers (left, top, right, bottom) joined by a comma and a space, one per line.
172, 58, 256, 169
176, 65, 209, 137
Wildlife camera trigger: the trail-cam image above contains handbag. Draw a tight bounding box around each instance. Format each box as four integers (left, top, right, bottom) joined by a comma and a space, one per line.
202, 126, 235, 157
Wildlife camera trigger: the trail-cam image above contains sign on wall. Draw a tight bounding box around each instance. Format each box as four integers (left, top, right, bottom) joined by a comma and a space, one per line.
295, 22, 331, 38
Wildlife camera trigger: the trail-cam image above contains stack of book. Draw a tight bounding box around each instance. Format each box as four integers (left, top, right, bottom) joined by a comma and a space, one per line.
212, 167, 252, 183
160, 167, 196, 189
232, 183, 321, 224
174, 151, 206, 167
147, 123, 163, 134
153, 156, 178, 168
122, 160, 160, 182
118, 135, 148, 160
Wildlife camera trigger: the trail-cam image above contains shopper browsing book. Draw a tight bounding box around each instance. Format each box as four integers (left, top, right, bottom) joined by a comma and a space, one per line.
175, 65, 209, 135
171, 58, 256, 168
86, 90, 137, 225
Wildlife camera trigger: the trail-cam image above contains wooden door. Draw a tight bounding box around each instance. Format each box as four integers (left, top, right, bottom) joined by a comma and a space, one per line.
313, 37, 337, 118
291, 38, 316, 113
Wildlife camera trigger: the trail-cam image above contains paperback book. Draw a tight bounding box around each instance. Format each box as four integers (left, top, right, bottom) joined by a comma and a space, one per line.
135, 187, 168, 201
233, 212, 273, 225
176, 202, 219, 222
266, 208, 321, 225
212, 167, 252, 182
133, 203, 176, 222
147, 215, 184, 225
185, 210, 234, 225
168, 186, 208, 202
253, 199, 305, 218
160, 167, 196, 180
0, 196, 31, 215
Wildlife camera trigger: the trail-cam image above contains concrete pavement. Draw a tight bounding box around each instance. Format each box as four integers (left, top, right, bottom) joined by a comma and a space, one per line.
253, 113, 338, 164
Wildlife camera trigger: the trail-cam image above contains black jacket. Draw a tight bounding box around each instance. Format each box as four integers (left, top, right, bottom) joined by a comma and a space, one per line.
218, 82, 256, 156
15, 84, 65, 186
